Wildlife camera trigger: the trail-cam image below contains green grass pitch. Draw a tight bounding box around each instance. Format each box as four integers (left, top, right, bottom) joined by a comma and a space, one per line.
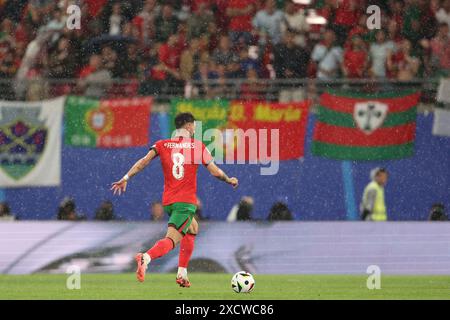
0, 273, 449, 300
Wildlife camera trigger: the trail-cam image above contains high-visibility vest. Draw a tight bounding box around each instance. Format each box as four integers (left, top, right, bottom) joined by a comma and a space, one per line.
364, 181, 387, 221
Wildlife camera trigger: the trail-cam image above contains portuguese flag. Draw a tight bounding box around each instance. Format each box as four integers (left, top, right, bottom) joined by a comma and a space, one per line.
65, 96, 152, 148
312, 90, 420, 160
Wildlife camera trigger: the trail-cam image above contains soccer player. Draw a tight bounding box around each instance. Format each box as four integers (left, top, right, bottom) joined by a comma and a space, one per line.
111, 113, 238, 287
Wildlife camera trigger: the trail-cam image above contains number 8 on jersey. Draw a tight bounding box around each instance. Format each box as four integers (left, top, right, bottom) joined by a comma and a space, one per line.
172, 152, 185, 180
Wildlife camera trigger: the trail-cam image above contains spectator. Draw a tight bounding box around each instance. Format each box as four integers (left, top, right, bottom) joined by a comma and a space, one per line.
150, 201, 165, 221
428, 203, 448, 221
78, 54, 101, 78
154, 4, 179, 43
0, 18, 14, 45
201, 21, 219, 52
57, 197, 84, 221
193, 61, 219, 97
226, 0, 256, 45
273, 30, 309, 79
121, 43, 141, 78
14, 41, 26, 67
214, 0, 229, 34
212, 35, 240, 77
0, 202, 15, 221
402, 1, 423, 45
386, 18, 404, 45
22, 1, 44, 33
342, 35, 369, 79
238, 46, 261, 77
138, 43, 162, 94
0, 0, 445, 101
153, 34, 183, 84
403, 0, 437, 45
429, 23, 450, 76
436, 0, 450, 33
26, 59, 48, 101
189, 0, 214, 13
369, 29, 395, 78
77, 54, 113, 98
360, 168, 388, 221
180, 37, 201, 81
389, 0, 404, 31
107, 2, 124, 35
47, 36, 75, 79
281, 1, 309, 48
121, 21, 140, 40
186, 3, 214, 40
227, 196, 254, 222
177, 3, 191, 22
175, 21, 189, 52
331, 0, 361, 46
87, 18, 104, 40
311, 29, 343, 79
101, 46, 119, 77
0, 46, 17, 99
211, 64, 231, 97
240, 68, 265, 101
418, 0, 438, 40
387, 39, 420, 81
132, 0, 159, 44
252, 0, 284, 45
94, 200, 115, 221
267, 201, 293, 221
44, 6, 65, 35
347, 14, 375, 46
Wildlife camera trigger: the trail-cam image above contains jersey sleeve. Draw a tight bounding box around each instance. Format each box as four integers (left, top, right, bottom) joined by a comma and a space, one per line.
202, 143, 214, 166
150, 140, 162, 156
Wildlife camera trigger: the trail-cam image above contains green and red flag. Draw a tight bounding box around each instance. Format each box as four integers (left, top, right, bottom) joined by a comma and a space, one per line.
169, 99, 230, 157
65, 96, 152, 148
312, 90, 420, 160
169, 99, 230, 136
227, 101, 310, 161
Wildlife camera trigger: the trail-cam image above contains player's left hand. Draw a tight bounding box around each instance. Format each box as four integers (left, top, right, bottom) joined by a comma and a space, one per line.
228, 177, 239, 189
111, 179, 127, 195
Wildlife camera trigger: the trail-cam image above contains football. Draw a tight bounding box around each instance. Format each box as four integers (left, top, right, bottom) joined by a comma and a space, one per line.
231, 271, 255, 293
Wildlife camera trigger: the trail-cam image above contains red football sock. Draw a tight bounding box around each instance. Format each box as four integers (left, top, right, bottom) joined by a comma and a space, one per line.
179, 233, 196, 268
147, 237, 175, 260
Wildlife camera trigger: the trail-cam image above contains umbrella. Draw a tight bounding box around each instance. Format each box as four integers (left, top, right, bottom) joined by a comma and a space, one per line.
84, 34, 138, 54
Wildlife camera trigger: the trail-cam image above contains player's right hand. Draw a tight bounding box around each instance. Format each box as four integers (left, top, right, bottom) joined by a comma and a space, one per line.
111, 179, 127, 195
228, 177, 239, 189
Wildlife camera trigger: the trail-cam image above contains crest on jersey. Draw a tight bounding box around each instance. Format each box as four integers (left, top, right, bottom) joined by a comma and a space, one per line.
0, 107, 48, 180
353, 101, 388, 134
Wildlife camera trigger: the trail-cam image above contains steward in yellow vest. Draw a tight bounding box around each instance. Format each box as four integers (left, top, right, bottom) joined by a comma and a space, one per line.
360, 168, 388, 221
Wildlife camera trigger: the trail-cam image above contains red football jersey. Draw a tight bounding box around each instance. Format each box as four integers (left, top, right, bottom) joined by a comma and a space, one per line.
152, 137, 213, 206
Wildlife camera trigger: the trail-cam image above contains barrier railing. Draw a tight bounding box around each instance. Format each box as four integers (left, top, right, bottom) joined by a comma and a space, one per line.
0, 78, 440, 104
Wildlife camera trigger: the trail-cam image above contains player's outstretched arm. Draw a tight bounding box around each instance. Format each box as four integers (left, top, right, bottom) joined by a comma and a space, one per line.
111, 149, 157, 195
206, 162, 238, 188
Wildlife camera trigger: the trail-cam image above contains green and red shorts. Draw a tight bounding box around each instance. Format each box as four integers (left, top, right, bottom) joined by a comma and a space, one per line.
164, 202, 197, 235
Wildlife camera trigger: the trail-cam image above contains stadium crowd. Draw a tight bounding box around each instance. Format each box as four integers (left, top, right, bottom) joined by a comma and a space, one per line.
0, 0, 449, 100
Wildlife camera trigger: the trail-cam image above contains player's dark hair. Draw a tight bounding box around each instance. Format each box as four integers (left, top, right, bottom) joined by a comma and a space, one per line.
175, 112, 195, 129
